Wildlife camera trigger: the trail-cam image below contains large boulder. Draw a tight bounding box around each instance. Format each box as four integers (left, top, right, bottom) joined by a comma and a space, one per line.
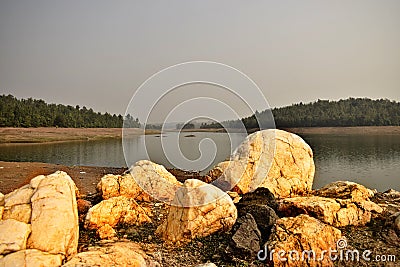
85, 196, 152, 239
0, 249, 63, 267
97, 173, 152, 202
209, 129, 315, 198
265, 214, 342, 267
279, 181, 383, 227
63, 242, 147, 267
97, 160, 183, 203
156, 179, 237, 246
27, 171, 79, 259
0, 219, 31, 255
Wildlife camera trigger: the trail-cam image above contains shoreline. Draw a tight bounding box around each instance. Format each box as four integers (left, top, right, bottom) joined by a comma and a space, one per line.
1, 126, 400, 145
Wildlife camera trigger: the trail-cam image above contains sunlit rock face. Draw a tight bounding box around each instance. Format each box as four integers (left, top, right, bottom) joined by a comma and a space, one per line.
156, 179, 237, 246
209, 129, 315, 198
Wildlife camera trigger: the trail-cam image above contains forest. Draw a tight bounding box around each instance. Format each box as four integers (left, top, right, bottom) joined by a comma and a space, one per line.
201, 98, 400, 129
0, 94, 140, 128
1, 95, 399, 129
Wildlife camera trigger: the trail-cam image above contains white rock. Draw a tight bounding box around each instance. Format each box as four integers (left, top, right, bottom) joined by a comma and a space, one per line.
0, 219, 31, 255
209, 129, 315, 197
27, 171, 79, 259
156, 179, 237, 246
0, 249, 63, 267
2, 204, 31, 224
4, 185, 34, 207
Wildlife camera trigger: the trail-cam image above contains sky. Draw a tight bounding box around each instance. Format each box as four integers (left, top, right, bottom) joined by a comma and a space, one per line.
1, 0, 400, 120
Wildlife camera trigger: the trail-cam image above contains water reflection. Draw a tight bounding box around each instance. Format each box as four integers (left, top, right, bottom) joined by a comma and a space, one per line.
0, 133, 399, 191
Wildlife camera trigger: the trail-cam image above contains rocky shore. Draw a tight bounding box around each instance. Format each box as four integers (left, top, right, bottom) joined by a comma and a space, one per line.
1, 129, 399, 266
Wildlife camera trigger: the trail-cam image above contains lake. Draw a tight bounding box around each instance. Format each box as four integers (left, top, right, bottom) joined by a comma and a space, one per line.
0, 132, 399, 191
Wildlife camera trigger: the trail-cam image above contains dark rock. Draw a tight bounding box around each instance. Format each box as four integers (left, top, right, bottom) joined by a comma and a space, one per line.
236, 187, 278, 211
239, 204, 278, 241
395, 213, 400, 233
226, 213, 261, 259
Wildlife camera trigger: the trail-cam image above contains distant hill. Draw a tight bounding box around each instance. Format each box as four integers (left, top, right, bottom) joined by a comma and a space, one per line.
0, 94, 140, 128
202, 98, 400, 129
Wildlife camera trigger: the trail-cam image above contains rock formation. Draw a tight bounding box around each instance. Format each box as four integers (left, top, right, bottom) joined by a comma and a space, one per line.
208, 129, 315, 198
63, 242, 148, 267
266, 214, 342, 267
0, 171, 79, 265
97, 160, 182, 203
279, 181, 383, 227
85, 196, 152, 239
156, 179, 237, 246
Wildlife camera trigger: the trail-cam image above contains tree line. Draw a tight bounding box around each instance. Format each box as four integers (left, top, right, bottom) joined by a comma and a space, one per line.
0, 94, 140, 128
201, 98, 400, 129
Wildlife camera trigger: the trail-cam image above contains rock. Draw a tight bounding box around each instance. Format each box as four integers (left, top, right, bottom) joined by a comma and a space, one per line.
0, 249, 63, 267
394, 213, 400, 233
0, 219, 31, 255
2, 204, 31, 224
195, 264, 218, 267
275, 181, 383, 227
239, 204, 278, 240
0, 192, 4, 206
63, 242, 147, 267
77, 199, 91, 215
0, 207, 3, 220
97, 224, 117, 240
279, 193, 383, 228
4, 185, 34, 207
383, 189, 400, 198
77, 199, 91, 223
85, 196, 152, 239
265, 214, 342, 267
98, 161, 183, 203
156, 179, 237, 246
236, 187, 278, 211
227, 191, 241, 204
129, 160, 183, 203
227, 213, 261, 259
315, 181, 375, 202
27, 171, 79, 259
2, 184, 34, 224
209, 129, 315, 197
29, 175, 46, 189
97, 173, 151, 202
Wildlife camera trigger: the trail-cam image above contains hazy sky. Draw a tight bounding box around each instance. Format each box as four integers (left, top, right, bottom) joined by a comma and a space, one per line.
1, 0, 399, 117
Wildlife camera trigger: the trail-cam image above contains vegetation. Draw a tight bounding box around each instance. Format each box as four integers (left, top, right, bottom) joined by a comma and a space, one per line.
201, 98, 400, 129
0, 94, 140, 128
2, 95, 399, 129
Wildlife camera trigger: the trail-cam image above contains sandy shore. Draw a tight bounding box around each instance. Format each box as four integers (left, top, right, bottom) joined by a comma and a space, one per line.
0, 127, 155, 144
0, 161, 126, 195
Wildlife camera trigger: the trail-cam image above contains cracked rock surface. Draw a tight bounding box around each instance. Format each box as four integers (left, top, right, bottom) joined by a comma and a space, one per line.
97, 160, 183, 203
208, 129, 315, 197
0, 171, 79, 265
0, 249, 63, 267
279, 181, 383, 227
27, 171, 79, 259
63, 241, 148, 267
85, 196, 152, 239
0, 219, 31, 255
156, 179, 237, 246
266, 214, 342, 267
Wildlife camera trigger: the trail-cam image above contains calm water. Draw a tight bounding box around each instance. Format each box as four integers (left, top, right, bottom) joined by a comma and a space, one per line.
0, 132, 399, 191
